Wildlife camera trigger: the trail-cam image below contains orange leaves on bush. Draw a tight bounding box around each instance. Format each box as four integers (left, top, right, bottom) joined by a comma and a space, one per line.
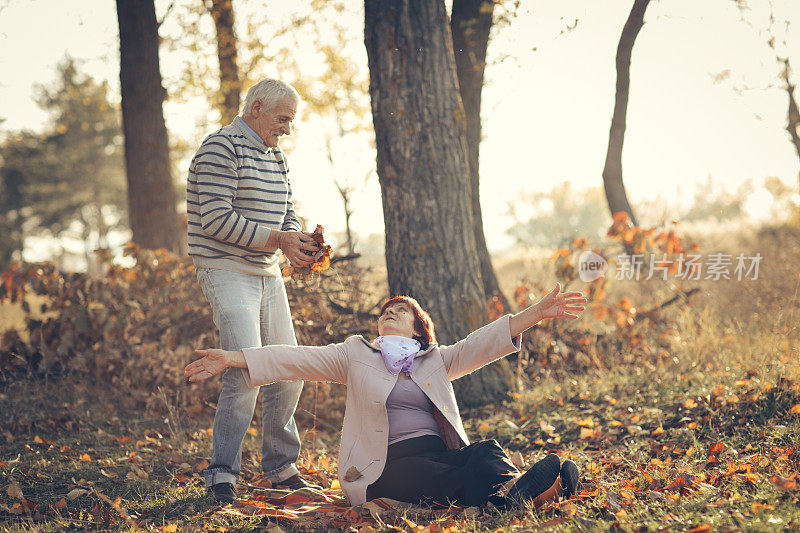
79, 453, 91, 462
486, 293, 505, 321
513, 282, 533, 309
616, 297, 636, 314
607, 211, 631, 238
683, 398, 698, 409
788, 403, 800, 414
548, 247, 571, 262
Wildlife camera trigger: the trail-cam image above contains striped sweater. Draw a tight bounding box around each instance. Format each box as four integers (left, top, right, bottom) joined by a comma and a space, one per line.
186, 116, 302, 276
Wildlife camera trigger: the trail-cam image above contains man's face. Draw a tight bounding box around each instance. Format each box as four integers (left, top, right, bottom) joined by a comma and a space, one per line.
249, 97, 297, 147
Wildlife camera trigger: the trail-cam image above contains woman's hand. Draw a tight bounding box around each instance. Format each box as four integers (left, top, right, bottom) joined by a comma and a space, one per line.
509, 282, 587, 337
534, 282, 586, 321
184, 349, 246, 382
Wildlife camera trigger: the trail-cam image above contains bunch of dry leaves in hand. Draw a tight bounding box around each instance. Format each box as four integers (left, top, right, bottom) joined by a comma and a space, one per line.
281, 225, 333, 282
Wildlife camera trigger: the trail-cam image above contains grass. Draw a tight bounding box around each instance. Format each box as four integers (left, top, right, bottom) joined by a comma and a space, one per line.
1, 220, 799, 531
1, 353, 798, 531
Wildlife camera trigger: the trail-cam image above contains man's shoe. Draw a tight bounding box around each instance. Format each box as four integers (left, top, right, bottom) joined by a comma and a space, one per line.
560, 460, 581, 498
209, 482, 237, 504
275, 474, 322, 491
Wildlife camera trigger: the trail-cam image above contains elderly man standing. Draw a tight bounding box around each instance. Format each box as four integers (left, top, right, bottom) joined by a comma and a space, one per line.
186, 78, 320, 504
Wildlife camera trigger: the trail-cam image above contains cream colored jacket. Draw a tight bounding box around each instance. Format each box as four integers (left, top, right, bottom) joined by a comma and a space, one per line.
240, 314, 522, 506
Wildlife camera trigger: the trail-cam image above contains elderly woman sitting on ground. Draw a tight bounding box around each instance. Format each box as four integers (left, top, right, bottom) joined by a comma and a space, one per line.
185, 282, 587, 509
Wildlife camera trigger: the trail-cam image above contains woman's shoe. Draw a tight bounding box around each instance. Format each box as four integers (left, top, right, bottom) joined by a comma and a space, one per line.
560, 460, 581, 498
505, 453, 561, 506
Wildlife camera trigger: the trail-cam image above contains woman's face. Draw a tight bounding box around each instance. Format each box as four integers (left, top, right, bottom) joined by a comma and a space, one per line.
377, 302, 418, 339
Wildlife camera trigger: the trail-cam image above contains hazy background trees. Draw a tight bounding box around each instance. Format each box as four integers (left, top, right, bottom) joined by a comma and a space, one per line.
0, 58, 126, 271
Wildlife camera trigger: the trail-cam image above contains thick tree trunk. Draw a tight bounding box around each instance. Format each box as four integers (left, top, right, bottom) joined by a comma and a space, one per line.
601, 0, 649, 227
116, 0, 180, 252
365, 0, 513, 407
450, 0, 511, 312
780, 58, 800, 190
209, 0, 241, 124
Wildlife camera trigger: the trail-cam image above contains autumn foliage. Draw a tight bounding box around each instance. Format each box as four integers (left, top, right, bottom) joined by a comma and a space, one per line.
1, 218, 799, 530
0, 242, 371, 411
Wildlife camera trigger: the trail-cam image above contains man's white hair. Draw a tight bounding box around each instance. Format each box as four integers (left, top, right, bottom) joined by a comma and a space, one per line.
241, 78, 300, 116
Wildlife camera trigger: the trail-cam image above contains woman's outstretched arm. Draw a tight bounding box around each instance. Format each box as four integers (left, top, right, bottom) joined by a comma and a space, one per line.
184, 348, 246, 382
440, 282, 586, 380
184, 342, 350, 386
509, 282, 586, 337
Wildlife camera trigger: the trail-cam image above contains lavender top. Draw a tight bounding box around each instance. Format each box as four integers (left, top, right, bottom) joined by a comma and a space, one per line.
386, 377, 441, 445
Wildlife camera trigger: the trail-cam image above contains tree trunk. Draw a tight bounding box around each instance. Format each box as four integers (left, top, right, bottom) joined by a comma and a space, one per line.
601, 0, 649, 226
93, 183, 109, 249
780, 58, 800, 190
116, 0, 180, 252
78, 208, 95, 276
450, 0, 512, 312
209, 0, 241, 124
326, 136, 357, 254
335, 183, 355, 255
365, 0, 513, 407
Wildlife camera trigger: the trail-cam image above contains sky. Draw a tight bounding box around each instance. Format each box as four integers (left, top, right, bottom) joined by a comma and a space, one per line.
1, 0, 800, 261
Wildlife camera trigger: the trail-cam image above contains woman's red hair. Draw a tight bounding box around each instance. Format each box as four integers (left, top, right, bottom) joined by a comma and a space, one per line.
379, 296, 436, 349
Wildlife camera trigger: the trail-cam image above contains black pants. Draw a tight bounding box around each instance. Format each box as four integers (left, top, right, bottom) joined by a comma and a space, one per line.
366, 435, 518, 508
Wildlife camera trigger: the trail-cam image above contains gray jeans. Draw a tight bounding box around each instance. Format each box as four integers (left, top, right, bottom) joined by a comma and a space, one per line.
196, 267, 304, 486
